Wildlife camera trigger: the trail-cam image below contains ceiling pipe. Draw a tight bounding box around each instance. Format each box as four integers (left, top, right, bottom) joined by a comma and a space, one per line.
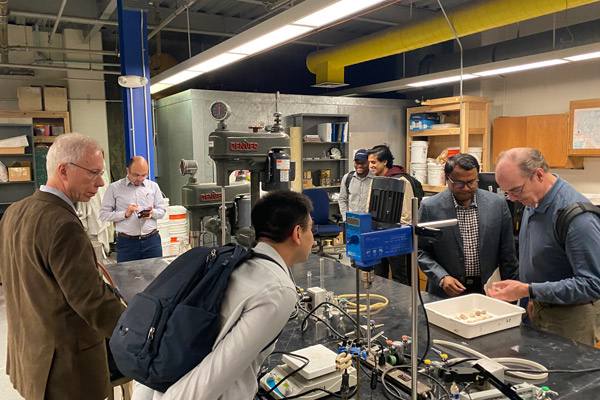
8, 9, 335, 47
0, 62, 121, 74
148, 0, 198, 40
9, 45, 118, 56
0, 0, 8, 64
306, 0, 600, 86
48, 0, 67, 45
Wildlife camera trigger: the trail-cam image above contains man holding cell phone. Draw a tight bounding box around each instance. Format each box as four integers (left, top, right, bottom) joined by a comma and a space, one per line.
100, 156, 166, 262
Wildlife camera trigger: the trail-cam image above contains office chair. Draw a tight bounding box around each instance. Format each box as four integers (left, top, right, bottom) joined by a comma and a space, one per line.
303, 188, 343, 259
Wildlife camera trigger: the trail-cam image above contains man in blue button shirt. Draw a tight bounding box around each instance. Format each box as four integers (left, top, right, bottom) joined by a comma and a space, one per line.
491, 147, 600, 346
100, 156, 166, 262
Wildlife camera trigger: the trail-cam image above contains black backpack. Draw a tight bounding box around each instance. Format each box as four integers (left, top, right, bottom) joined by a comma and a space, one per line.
555, 202, 600, 246
345, 171, 424, 205
109, 243, 281, 392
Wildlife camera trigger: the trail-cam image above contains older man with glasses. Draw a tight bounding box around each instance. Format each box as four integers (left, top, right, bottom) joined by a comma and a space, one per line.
418, 153, 518, 298
100, 156, 166, 262
490, 147, 600, 346
0, 133, 125, 400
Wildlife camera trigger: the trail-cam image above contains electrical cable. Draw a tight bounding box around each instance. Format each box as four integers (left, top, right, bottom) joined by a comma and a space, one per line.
433, 340, 549, 380
505, 366, 600, 374
299, 301, 357, 333
261, 351, 309, 396
337, 293, 389, 313
418, 371, 452, 399
416, 284, 431, 364
298, 305, 346, 339
284, 386, 358, 399
380, 365, 411, 399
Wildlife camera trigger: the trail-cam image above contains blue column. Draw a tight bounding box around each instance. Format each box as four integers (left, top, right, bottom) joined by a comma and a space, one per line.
117, 1, 155, 179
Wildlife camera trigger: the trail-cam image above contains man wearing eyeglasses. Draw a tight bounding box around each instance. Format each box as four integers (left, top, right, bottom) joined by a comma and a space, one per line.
490, 147, 600, 346
100, 156, 166, 262
0, 133, 125, 400
418, 153, 518, 298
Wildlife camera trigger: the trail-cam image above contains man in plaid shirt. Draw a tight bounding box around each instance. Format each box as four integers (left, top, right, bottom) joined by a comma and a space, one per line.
418, 153, 518, 298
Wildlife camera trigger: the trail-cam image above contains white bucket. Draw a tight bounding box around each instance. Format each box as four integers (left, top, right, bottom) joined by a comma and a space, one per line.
410, 141, 429, 164
468, 147, 483, 164
427, 162, 446, 186
410, 162, 428, 184
168, 205, 188, 242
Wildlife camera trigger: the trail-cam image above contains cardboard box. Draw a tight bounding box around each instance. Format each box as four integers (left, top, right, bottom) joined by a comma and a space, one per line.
17, 87, 43, 111
332, 232, 344, 246
0, 147, 25, 154
43, 86, 68, 111
34, 125, 51, 136
8, 161, 31, 182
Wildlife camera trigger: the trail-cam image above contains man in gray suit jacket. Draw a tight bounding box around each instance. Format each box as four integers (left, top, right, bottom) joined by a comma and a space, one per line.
418, 154, 518, 298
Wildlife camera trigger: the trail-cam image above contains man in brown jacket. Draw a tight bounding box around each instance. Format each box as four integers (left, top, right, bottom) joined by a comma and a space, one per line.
0, 133, 125, 400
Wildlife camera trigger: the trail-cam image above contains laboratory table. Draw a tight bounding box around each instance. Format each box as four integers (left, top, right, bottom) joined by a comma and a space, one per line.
105, 254, 600, 399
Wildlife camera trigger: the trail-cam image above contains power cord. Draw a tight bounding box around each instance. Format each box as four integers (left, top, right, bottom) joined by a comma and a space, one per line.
259, 351, 309, 396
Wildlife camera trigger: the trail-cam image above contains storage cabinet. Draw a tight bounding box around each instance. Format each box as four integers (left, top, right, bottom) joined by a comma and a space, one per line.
0, 111, 71, 217
493, 113, 583, 168
406, 96, 491, 193
0, 124, 36, 215
286, 114, 350, 194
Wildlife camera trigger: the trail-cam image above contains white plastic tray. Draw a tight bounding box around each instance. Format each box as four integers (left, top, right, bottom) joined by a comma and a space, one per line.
424, 293, 525, 339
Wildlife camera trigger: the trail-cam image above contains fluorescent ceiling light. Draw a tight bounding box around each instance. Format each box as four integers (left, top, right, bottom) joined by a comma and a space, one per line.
294, 0, 386, 27
189, 53, 247, 72
475, 59, 567, 76
564, 51, 600, 61
160, 70, 204, 85
407, 74, 478, 87
150, 83, 174, 94
230, 25, 313, 55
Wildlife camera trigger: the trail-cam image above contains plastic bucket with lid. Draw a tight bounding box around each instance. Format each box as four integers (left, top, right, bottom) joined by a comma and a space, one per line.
427, 162, 446, 186
410, 141, 428, 164
468, 147, 483, 164
410, 162, 428, 184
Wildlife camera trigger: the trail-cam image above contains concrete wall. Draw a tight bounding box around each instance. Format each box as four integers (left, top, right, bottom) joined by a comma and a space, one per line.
463, 60, 600, 194
154, 89, 412, 204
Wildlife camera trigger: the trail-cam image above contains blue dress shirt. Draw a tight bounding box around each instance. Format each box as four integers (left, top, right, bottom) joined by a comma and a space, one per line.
520, 176, 600, 304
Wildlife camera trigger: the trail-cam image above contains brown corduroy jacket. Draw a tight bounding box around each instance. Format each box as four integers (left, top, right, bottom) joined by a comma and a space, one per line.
0, 190, 125, 400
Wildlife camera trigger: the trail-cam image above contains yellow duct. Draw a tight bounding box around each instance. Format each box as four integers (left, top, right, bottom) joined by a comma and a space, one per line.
306, 0, 600, 85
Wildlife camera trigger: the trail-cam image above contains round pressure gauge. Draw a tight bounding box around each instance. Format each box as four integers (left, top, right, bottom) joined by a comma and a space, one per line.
209, 101, 231, 121
329, 147, 342, 159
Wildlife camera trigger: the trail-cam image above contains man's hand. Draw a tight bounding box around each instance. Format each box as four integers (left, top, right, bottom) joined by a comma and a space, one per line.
141, 206, 154, 220
487, 280, 529, 302
441, 276, 466, 297
125, 204, 139, 218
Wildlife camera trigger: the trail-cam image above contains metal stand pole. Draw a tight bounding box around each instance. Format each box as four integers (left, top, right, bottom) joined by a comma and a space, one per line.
410, 197, 419, 400
221, 186, 227, 245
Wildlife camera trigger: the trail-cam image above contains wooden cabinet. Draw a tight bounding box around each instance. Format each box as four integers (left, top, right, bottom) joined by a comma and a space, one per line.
406, 96, 491, 193
0, 124, 36, 215
286, 114, 350, 194
493, 113, 583, 168
0, 111, 71, 215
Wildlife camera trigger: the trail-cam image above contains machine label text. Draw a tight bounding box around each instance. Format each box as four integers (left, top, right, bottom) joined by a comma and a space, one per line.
201, 193, 222, 201
230, 141, 259, 151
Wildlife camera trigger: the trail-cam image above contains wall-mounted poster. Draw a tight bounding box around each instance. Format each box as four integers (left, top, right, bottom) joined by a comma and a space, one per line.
569, 99, 600, 156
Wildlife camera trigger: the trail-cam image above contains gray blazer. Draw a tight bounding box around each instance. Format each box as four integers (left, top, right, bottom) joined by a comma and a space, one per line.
418, 189, 518, 298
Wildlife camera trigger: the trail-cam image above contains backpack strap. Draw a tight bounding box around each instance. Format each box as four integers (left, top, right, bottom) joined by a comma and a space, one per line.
250, 251, 288, 352
344, 171, 354, 192
555, 202, 600, 246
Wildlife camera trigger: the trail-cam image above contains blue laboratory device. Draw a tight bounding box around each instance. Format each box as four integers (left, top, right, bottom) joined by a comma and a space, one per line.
345, 212, 413, 268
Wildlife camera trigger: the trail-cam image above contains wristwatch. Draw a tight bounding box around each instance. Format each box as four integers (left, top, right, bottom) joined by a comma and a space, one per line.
528, 284, 535, 299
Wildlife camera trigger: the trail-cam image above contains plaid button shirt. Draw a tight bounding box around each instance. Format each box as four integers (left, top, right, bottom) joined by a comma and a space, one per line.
453, 194, 480, 277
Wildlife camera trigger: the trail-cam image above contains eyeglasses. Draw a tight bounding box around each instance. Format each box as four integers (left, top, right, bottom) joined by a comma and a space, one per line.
130, 172, 149, 179
505, 178, 530, 197
69, 163, 104, 180
447, 176, 478, 189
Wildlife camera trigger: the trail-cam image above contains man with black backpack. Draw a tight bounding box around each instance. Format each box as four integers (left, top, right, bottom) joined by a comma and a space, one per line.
367, 145, 421, 285
491, 148, 600, 346
132, 190, 314, 399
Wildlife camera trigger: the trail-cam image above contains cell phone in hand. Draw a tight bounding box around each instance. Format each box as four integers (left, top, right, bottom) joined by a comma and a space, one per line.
138, 209, 151, 218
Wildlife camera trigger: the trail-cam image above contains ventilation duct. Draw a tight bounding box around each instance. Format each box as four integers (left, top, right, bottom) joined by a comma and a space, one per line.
306, 0, 600, 86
